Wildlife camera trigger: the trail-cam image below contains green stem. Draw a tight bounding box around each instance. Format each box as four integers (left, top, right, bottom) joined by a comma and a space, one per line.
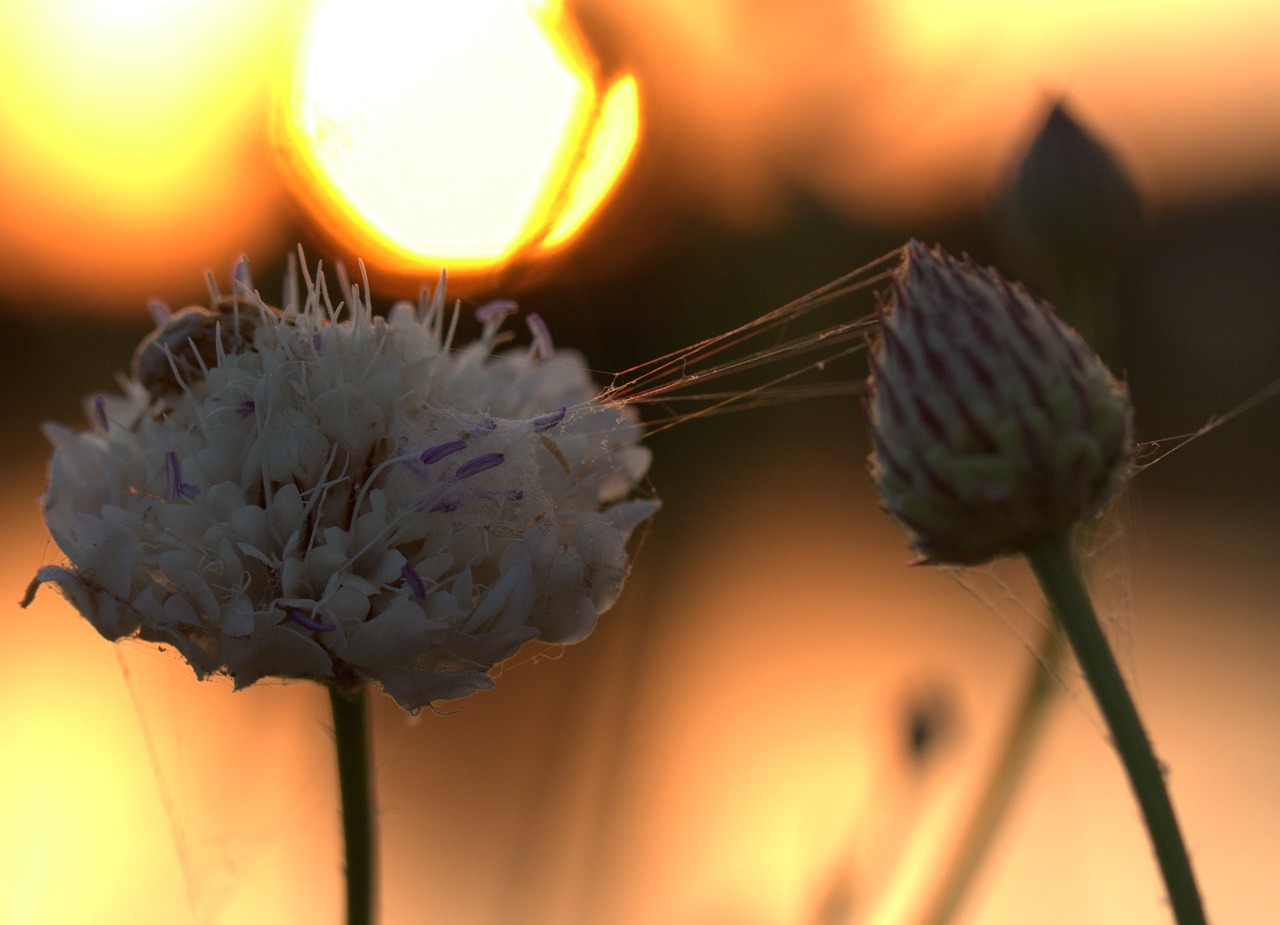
915, 621, 1066, 925
1025, 533, 1206, 925
329, 684, 376, 925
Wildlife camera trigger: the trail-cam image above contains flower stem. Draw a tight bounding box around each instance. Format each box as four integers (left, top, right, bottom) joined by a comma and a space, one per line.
1024, 533, 1206, 925
915, 620, 1066, 925
329, 683, 376, 925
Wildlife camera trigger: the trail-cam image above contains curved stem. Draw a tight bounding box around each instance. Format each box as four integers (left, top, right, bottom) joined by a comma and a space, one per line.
915, 620, 1067, 925
1025, 533, 1206, 925
330, 684, 376, 925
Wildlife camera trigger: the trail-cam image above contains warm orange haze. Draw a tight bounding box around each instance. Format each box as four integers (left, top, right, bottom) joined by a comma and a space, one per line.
3, 0, 1279, 306
0, 0, 300, 308
1, 1, 1278, 923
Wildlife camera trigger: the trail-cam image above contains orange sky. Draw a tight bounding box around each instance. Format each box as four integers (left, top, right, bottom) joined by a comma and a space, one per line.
2, 0, 1279, 309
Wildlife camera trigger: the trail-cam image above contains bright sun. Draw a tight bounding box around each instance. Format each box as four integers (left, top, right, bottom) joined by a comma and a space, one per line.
278, 0, 641, 273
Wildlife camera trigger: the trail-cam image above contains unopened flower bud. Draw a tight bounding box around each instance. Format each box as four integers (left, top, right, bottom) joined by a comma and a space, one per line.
1002, 100, 1141, 264
866, 241, 1133, 564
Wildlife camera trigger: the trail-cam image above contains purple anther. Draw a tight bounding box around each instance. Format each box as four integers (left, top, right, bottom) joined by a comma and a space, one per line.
235, 399, 256, 418
526, 312, 554, 358
533, 407, 566, 432
288, 609, 336, 633
165, 451, 199, 500
401, 563, 426, 601
430, 499, 460, 513
313, 332, 324, 351
475, 299, 517, 323
93, 396, 108, 432
456, 452, 504, 480
232, 255, 253, 293
420, 440, 467, 464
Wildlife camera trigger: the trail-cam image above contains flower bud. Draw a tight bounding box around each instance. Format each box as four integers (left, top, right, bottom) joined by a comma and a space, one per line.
1000, 100, 1142, 274
866, 241, 1133, 564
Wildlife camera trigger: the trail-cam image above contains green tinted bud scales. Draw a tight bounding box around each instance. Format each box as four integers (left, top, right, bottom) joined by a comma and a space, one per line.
867, 241, 1133, 564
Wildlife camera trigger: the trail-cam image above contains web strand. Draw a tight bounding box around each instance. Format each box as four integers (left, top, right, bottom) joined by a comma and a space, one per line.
117, 649, 208, 925
592, 250, 897, 433
1133, 376, 1280, 471
603, 251, 895, 394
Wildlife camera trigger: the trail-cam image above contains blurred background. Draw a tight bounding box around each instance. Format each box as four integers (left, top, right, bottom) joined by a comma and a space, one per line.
2, 1, 1278, 923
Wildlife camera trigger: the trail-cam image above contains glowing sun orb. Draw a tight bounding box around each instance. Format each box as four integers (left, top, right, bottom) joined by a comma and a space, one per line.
278, 0, 641, 273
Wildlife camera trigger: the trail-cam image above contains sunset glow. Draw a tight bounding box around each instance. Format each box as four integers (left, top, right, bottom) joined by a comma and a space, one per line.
3, 1, 1279, 922
277, 0, 641, 274
0, 0, 296, 309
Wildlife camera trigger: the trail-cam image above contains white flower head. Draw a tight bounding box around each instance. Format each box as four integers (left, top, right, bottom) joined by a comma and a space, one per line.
26, 256, 659, 710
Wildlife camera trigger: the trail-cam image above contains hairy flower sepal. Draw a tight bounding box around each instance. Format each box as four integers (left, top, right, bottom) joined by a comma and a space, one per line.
867, 241, 1132, 564
27, 258, 658, 711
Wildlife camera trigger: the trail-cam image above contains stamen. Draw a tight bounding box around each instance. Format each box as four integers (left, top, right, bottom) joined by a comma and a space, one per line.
165, 451, 199, 500
401, 563, 426, 601
288, 609, 336, 632
533, 407, 566, 432
475, 300, 517, 323
526, 313, 554, 359
147, 299, 172, 327
455, 453, 504, 480
232, 254, 253, 295
93, 396, 108, 432
420, 440, 467, 464
235, 400, 256, 418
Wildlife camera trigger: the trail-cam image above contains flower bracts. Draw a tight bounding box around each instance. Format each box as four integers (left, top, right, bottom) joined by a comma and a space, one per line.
866, 241, 1132, 565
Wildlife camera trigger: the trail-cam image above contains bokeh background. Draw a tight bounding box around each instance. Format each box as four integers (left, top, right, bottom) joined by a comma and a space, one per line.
2, 2, 1278, 923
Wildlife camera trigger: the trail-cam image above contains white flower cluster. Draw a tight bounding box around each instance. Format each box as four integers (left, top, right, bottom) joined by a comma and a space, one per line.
27, 258, 658, 710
